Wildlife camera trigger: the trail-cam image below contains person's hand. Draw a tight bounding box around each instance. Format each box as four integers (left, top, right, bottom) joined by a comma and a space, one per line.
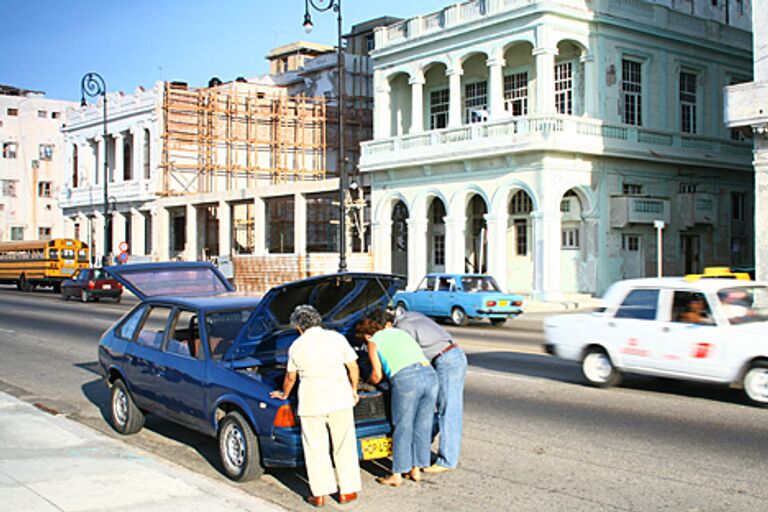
270, 390, 287, 400
352, 391, 359, 405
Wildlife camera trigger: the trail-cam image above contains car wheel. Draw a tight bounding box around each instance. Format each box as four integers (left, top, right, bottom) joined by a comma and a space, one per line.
490, 318, 506, 327
18, 274, 30, 292
61, 290, 69, 301
742, 362, 768, 407
115, 295, 122, 304
395, 302, 407, 317
450, 307, 468, 327
218, 411, 263, 482
581, 348, 622, 388
110, 379, 144, 434
81, 290, 90, 303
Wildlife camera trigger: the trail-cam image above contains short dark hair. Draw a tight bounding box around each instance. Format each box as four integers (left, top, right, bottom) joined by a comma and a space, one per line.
355, 318, 383, 341
290, 305, 322, 331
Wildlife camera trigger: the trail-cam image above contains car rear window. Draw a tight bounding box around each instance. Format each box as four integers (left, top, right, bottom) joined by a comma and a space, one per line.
614, 289, 659, 320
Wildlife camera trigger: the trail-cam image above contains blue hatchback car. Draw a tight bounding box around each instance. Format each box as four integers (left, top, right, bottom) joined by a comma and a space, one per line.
98, 262, 403, 481
393, 273, 524, 326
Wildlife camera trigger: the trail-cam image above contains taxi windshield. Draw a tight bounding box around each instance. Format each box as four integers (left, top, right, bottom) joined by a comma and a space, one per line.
461, 276, 501, 293
717, 286, 768, 325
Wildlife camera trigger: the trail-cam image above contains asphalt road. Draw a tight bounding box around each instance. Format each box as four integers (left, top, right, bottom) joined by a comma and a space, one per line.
1, 287, 767, 511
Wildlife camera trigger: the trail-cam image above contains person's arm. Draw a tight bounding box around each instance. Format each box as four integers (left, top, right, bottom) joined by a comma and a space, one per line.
269, 371, 297, 400
367, 340, 383, 384
345, 360, 360, 404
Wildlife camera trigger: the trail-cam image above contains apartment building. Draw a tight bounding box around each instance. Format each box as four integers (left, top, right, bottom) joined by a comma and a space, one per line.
0, 86, 75, 241
360, 0, 754, 298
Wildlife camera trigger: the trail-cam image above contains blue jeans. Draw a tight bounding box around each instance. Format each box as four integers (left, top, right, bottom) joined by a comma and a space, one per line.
434, 347, 467, 468
390, 363, 438, 474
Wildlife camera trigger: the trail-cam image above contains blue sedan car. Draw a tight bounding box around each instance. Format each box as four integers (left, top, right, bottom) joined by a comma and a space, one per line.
98, 262, 402, 481
393, 273, 524, 326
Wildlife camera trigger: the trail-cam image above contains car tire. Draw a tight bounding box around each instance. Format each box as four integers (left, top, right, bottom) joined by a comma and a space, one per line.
18, 274, 30, 292
110, 379, 144, 435
450, 307, 468, 327
395, 302, 407, 317
61, 290, 69, 301
81, 290, 90, 303
742, 362, 768, 407
581, 348, 622, 388
115, 295, 122, 304
218, 411, 263, 482
490, 318, 506, 327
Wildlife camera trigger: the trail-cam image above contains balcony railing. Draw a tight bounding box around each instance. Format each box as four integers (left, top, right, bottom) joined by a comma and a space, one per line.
59, 179, 156, 209
361, 114, 751, 170
609, 196, 670, 228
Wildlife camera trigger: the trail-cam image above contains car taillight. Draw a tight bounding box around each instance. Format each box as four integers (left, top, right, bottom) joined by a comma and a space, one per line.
116, 283, 122, 289
486, 300, 497, 307
88, 280, 95, 289
273, 404, 297, 428
512, 300, 522, 306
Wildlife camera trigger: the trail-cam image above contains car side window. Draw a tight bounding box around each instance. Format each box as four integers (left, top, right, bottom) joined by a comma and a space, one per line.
614, 289, 660, 320
418, 277, 436, 291
437, 277, 452, 291
117, 305, 147, 341
671, 291, 714, 325
167, 309, 202, 359
135, 305, 173, 350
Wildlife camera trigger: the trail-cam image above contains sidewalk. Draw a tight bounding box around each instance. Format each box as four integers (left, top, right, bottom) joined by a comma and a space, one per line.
0, 392, 285, 512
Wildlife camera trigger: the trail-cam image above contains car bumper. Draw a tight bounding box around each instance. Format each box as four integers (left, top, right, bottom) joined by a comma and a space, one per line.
475, 309, 522, 317
90, 289, 122, 299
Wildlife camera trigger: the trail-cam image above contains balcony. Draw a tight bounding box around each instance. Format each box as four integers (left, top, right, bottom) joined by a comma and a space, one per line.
724, 81, 768, 129
676, 192, 716, 228
609, 196, 670, 229
59, 179, 157, 210
360, 115, 752, 172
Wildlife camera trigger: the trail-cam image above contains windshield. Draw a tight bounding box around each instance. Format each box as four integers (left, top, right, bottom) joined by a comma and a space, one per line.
461, 276, 501, 293
717, 286, 768, 325
206, 308, 256, 360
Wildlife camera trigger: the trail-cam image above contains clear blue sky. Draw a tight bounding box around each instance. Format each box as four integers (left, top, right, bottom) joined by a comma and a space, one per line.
2, 0, 450, 102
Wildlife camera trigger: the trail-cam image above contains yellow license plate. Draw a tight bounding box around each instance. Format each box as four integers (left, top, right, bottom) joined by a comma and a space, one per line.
499, 300, 508, 306
361, 437, 392, 460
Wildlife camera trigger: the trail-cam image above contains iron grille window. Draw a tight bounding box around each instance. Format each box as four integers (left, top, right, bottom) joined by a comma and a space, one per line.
680, 71, 697, 134
266, 196, 295, 253
622, 59, 642, 126
503, 72, 529, 117
622, 234, 640, 251
430, 88, 449, 130
554, 62, 573, 115
562, 227, 580, 249
10, 226, 23, 240
623, 183, 643, 195
39, 144, 54, 161
1, 180, 17, 197
732, 192, 745, 221
37, 181, 52, 197
463, 81, 488, 124
514, 219, 528, 256
509, 190, 533, 214
3, 142, 17, 159
38, 227, 51, 240
433, 234, 445, 266
306, 192, 339, 253
6, 108, 18, 116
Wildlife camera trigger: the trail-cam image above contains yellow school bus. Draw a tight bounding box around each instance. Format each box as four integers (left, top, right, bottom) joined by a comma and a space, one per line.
0, 239, 90, 292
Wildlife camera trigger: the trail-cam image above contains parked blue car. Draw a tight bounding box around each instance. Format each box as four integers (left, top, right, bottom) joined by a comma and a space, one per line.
392, 273, 524, 326
98, 262, 403, 481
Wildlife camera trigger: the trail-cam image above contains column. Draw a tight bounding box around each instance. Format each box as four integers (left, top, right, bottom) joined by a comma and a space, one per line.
444, 214, 466, 273
111, 212, 127, 256
484, 213, 508, 291
374, 71, 391, 139
154, 206, 169, 261
218, 200, 232, 257
409, 75, 425, 134
294, 192, 307, 255
186, 204, 198, 261
581, 53, 596, 117
96, 137, 105, 185
92, 212, 105, 263
253, 197, 266, 255
370, 220, 388, 274
533, 46, 557, 115
131, 208, 146, 256
582, 213, 600, 294
406, 218, 428, 289
448, 68, 463, 128
131, 128, 141, 182
114, 132, 124, 183
531, 210, 562, 300
487, 57, 505, 120
755, 135, 768, 282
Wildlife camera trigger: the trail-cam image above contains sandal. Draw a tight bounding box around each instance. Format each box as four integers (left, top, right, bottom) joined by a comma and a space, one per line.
376, 475, 403, 487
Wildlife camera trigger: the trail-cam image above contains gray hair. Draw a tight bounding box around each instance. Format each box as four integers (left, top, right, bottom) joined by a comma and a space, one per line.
290, 304, 322, 331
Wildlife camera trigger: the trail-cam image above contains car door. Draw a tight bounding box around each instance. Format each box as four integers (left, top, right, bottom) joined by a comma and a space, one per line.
155, 307, 208, 431
432, 276, 457, 317
411, 276, 437, 314
604, 288, 661, 371
124, 304, 174, 413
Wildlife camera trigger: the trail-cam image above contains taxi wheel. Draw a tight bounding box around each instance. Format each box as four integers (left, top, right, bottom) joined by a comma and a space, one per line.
742, 363, 768, 407
581, 348, 622, 388
451, 307, 468, 327
110, 379, 144, 435
81, 290, 90, 303
218, 411, 264, 482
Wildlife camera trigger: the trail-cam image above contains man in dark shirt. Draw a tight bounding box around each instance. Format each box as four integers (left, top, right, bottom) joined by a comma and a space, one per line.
391, 310, 467, 473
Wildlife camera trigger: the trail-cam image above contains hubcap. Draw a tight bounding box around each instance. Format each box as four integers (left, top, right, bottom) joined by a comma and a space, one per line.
452, 309, 464, 324
583, 352, 612, 383
113, 388, 128, 426
223, 424, 246, 470
744, 368, 768, 403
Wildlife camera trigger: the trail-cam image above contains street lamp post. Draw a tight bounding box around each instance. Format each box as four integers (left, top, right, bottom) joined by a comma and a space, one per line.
303, 0, 347, 273
80, 72, 111, 267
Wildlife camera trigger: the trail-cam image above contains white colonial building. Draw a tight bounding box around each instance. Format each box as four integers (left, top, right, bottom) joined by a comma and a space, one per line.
360, 0, 755, 298
0, 86, 75, 241
725, 0, 767, 281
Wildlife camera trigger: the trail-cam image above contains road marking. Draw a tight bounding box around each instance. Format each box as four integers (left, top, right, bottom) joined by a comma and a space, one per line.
0, 328, 15, 334
467, 369, 538, 382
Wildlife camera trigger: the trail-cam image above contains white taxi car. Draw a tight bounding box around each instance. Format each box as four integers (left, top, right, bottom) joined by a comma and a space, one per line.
543, 278, 768, 406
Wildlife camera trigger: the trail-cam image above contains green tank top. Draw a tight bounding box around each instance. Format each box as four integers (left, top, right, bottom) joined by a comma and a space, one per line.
371, 328, 428, 378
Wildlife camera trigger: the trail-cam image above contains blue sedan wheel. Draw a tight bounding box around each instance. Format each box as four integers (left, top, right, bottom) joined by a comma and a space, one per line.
450, 307, 468, 326
110, 379, 144, 435
218, 411, 263, 481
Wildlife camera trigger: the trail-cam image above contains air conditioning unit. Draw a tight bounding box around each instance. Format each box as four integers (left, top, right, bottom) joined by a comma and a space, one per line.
31, 159, 39, 169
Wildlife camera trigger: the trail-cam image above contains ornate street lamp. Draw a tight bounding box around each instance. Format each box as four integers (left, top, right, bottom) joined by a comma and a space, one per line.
80, 72, 111, 266
303, 0, 347, 272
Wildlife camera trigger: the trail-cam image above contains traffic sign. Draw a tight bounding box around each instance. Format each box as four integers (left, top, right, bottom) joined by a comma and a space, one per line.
118, 241, 129, 252
118, 252, 129, 263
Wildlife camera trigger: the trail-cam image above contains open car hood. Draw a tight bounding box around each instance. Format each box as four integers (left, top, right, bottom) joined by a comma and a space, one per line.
104, 262, 233, 300
226, 273, 405, 363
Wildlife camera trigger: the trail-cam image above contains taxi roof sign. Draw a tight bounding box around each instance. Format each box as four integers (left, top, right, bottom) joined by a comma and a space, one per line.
684, 266, 751, 282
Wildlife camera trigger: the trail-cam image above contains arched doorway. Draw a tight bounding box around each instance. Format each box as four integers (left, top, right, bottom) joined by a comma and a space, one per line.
506, 189, 534, 291
560, 189, 585, 292
391, 200, 409, 277
465, 194, 488, 273
427, 197, 446, 273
